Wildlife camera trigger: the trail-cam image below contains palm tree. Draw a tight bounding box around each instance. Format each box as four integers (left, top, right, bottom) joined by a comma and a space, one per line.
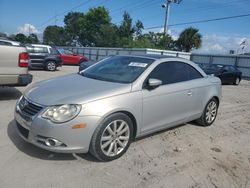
177, 27, 202, 52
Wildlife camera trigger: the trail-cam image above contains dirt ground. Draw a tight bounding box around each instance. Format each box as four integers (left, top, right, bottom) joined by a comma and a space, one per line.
0, 66, 249, 188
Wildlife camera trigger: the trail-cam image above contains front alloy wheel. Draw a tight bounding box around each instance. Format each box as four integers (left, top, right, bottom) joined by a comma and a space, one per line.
101, 120, 130, 157
90, 113, 133, 161
205, 101, 217, 124
197, 98, 218, 126
46, 61, 56, 71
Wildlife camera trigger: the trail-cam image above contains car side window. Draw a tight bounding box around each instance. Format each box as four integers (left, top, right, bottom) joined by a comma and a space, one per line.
50, 48, 60, 55
225, 66, 236, 71
148, 61, 203, 85
33, 47, 48, 53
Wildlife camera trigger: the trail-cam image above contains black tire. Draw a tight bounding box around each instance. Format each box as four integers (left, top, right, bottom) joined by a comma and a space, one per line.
234, 77, 240, 85
196, 98, 219, 126
90, 113, 134, 162
45, 61, 57, 71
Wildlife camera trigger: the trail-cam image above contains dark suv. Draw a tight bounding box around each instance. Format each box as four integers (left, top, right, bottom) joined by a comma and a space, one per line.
26, 44, 62, 71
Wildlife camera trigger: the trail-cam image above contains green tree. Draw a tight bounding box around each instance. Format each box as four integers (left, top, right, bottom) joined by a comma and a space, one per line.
43, 26, 68, 46
15, 33, 28, 44
79, 6, 111, 46
177, 27, 202, 52
27, 33, 39, 43
141, 32, 174, 50
126, 37, 153, 48
64, 12, 84, 42
96, 24, 120, 47
118, 11, 134, 46
133, 20, 144, 38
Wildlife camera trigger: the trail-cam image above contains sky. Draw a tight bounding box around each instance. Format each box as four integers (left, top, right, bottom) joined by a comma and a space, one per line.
0, 0, 250, 54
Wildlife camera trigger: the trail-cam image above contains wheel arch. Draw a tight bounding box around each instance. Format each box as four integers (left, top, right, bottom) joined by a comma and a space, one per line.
115, 110, 137, 140
99, 110, 138, 140
212, 96, 220, 106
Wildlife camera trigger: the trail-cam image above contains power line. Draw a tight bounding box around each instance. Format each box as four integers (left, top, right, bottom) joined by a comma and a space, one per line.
110, 0, 159, 16
38, 0, 111, 30
38, 0, 92, 29
144, 13, 250, 30
138, 0, 250, 26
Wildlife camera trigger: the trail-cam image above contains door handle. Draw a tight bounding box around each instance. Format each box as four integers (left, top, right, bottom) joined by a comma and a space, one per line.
187, 91, 192, 96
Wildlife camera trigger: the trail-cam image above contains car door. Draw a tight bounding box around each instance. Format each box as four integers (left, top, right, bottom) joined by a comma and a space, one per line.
220, 66, 235, 83
141, 61, 197, 133
63, 50, 77, 64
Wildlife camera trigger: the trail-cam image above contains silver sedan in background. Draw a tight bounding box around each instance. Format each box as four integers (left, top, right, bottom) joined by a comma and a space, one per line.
15, 55, 221, 161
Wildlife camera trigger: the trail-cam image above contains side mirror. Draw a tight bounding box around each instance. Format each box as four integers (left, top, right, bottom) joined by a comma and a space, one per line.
148, 78, 162, 89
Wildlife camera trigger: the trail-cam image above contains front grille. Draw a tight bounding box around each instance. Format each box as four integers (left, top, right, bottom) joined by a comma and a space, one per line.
16, 121, 29, 139
19, 97, 43, 117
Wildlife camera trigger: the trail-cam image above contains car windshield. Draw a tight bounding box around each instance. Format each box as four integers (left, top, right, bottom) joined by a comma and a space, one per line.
81, 56, 154, 83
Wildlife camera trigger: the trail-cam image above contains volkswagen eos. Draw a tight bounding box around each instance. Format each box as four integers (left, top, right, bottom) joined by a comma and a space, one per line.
15, 55, 221, 161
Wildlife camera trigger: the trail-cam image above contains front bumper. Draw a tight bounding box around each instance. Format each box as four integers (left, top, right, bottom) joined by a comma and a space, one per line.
14, 102, 101, 153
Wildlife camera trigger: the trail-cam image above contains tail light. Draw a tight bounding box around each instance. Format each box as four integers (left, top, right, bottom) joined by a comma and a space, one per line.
19, 52, 29, 67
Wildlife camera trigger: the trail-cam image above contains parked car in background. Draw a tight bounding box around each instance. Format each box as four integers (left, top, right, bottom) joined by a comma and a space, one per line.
58, 48, 89, 65
0, 38, 20, 46
201, 64, 242, 85
26, 44, 62, 71
15, 55, 221, 161
195, 62, 206, 69
0, 44, 32, 86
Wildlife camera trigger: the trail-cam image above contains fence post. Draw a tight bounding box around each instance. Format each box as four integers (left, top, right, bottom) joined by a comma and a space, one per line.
89, 49, 91, 60
235, 56, 239, 68
96, 49, 99, 61
209, 55, 213, 65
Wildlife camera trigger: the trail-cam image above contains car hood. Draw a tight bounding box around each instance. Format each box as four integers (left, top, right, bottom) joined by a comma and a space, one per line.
24, 74, 132, 106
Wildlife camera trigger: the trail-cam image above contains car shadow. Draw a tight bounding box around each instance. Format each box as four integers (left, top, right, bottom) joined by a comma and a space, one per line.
7, 119, 204, 162
0, 87, 22, 100
134, 123, 187, 142
29, 68, 60, 72
7, 120, 98, 162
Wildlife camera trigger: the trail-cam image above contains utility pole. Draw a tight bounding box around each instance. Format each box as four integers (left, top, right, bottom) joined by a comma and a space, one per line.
162, 0, 182, 36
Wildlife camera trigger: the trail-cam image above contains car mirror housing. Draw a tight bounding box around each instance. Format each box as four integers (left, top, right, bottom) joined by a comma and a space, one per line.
148, 78, 162, 89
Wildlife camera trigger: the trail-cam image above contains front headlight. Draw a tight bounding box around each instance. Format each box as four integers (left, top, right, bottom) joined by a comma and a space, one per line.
42, 104, 82, 123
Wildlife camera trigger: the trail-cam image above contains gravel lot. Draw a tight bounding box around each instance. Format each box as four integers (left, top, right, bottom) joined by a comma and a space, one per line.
0, 66, 250, 188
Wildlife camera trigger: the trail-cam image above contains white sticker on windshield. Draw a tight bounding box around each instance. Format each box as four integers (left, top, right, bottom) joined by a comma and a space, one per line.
128, 62, 148, 68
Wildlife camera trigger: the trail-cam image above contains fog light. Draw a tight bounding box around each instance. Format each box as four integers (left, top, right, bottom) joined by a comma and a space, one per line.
45, 138, 63, 147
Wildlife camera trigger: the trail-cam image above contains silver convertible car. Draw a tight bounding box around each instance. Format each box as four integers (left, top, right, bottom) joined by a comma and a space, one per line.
15, 55, 221, 161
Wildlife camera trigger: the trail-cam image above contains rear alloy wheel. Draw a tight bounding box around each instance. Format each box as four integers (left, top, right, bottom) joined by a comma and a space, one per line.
197, 98, 218, 126
45, 61, 56, 71
90, 113, 133, 161
234, 77, 240, 85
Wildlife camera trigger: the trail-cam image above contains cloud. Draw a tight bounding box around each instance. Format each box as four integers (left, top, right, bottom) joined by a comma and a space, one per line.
193, 34, 249, 54
17, 23, 39, 35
